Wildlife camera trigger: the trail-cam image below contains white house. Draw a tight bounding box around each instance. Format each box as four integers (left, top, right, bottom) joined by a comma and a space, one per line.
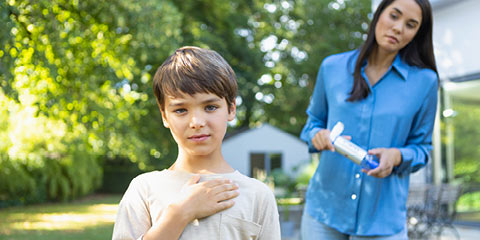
222, 124, 310, 177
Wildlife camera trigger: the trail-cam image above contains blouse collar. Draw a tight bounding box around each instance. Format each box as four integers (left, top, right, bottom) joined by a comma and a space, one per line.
351, 50, 409, 81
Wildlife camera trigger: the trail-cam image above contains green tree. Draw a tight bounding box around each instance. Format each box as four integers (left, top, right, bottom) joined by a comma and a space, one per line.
247, 0, 371, 135
1, 0, 373, 205
0, 0, 182, 203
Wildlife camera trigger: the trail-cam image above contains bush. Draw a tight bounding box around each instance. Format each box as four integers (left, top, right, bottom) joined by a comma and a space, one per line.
271, 169, 297, 198
0, 154, 37, 207
295, 156, 319, 189
99, 156, 142, 194
457, 191, 480, 212
0, 92, 102, 207
0, 144, 102, 207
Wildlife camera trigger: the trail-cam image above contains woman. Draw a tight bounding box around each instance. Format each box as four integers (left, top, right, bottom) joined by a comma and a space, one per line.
300, 0, 438, 239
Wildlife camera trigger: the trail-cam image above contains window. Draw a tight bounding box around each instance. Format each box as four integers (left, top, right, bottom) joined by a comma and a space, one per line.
250, 152, 282, 178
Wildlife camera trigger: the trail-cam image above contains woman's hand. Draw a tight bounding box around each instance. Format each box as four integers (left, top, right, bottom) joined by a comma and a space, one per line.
173, 175, 239, 221
312, 129, 351, 151
312, 129, 334, 151
363, 148, 402, 178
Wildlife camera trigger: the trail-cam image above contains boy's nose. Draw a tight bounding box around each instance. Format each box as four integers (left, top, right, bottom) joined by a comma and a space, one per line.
189, 114, 206, 129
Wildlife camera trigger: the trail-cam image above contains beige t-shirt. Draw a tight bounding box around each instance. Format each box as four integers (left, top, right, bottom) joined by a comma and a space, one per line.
112, 170, 281, 240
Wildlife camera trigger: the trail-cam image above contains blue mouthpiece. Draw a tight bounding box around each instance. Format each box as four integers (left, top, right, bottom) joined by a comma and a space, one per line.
362, 154, 379, 170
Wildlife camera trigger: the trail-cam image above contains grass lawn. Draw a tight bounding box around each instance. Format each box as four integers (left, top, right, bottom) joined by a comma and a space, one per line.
0, 194, 121, 240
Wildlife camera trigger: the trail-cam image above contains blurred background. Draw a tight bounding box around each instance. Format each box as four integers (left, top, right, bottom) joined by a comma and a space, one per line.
1, 0, 479, 239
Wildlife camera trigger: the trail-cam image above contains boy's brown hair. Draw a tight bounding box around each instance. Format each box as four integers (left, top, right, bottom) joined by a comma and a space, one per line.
152, 46, 238, 112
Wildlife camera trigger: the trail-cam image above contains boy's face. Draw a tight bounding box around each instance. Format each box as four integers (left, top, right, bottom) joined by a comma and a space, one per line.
161, 92, 236, 157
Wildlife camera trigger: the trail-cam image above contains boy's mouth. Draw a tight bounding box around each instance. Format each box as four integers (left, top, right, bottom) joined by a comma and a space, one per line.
188, 134, 210, 142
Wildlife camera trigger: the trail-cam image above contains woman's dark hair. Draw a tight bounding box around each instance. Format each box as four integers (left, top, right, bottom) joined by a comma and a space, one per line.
347, 0, 438, 102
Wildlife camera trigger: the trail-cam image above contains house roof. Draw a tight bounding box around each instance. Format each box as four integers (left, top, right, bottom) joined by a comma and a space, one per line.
224, 126, 251, 141
223, 123, 306, 146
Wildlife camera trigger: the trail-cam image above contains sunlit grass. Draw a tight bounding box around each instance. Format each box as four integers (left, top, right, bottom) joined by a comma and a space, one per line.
0, 194, 121, 240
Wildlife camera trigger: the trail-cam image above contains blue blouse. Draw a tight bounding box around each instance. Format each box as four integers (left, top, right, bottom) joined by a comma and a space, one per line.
300, 50, 438, 236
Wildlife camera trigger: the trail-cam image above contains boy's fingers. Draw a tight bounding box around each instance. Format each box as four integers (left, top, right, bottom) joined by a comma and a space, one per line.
203, 178, 232, 188
211, 183, 238, 196
220, 183, 239, 192
186, 175, 201, 185
216, 189, 239, 202
215, 200, 236, 213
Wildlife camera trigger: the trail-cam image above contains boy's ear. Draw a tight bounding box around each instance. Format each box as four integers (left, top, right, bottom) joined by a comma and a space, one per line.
160, 111, 169, 128
227, 103, 236, 121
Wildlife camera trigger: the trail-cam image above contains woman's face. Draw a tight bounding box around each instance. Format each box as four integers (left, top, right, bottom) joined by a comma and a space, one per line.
375, 0, 422, 54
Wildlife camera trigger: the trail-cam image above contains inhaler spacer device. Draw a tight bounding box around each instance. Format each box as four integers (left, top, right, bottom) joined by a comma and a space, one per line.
329, 122, 379, 170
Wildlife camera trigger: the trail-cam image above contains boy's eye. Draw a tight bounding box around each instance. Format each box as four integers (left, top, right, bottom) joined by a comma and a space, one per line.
205, 105, 218, 112
174, 108, 187, 114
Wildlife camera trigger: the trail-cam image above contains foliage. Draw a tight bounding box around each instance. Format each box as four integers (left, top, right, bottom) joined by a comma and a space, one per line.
0, 154, 37, 207
271, 168, 297, 198
451, 101, 480, 185
252, 0, 371, 135
270, 154, 319, 198
448, 100, 480, 211
0, 0, 182, 205
1, 0, 372, 205
457, 191, 480, 212
295, 154, 319, 189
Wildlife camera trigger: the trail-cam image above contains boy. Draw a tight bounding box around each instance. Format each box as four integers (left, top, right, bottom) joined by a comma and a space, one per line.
112, 46, 281, 240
